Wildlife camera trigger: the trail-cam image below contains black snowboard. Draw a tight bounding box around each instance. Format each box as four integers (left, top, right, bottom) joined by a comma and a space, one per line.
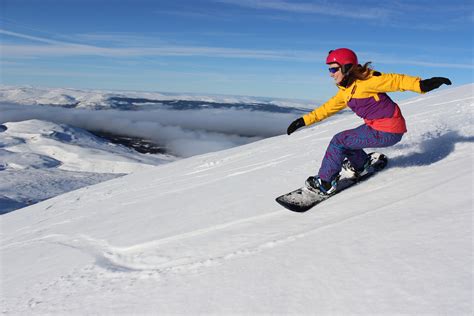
276, 153, 388, 212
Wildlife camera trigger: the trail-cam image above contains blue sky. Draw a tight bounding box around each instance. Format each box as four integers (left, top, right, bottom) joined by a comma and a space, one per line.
1, 0, 473, 101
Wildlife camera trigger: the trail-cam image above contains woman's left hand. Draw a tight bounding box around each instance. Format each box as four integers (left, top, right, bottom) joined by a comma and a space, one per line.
420, 77, 452, 92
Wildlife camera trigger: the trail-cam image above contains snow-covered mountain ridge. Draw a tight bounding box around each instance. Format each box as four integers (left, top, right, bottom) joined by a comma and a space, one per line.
1, 84, 473, 314
1, 85, 316, 158
0, 85, 314, 111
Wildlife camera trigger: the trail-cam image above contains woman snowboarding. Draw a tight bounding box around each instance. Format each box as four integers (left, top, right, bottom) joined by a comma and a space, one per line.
287, 48, 451, 195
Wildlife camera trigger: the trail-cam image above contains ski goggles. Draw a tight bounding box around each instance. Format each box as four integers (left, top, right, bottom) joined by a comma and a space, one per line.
328, 66, 341, 74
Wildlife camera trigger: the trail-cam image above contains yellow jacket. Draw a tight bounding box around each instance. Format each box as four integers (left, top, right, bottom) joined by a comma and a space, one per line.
303, 72, 423, 133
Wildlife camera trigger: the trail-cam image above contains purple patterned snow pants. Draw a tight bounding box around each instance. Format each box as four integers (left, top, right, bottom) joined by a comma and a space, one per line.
318, 124, 403, 182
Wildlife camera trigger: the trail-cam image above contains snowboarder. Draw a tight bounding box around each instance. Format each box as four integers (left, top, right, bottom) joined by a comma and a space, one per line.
286, 48, 451, 195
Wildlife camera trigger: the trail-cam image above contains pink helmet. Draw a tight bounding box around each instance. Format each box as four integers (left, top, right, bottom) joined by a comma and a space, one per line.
326, 48, 358, 67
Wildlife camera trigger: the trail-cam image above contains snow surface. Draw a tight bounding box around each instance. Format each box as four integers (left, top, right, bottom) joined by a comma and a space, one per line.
1, 84, 473, 314
0, 119, 174, 213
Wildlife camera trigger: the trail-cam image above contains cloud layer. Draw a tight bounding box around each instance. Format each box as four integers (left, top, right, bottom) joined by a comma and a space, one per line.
0, 103, 301, 157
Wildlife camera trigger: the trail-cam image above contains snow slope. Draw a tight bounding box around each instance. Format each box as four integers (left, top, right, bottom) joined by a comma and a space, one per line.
0, 120, 174, 213
1, 85, 473, 314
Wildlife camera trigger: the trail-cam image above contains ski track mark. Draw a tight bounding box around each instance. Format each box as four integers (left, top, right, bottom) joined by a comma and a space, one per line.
120, 154, 297, 200
225, 154, 295, 177
100, 153, 296, 203
185, 153, 296, 177
184, 151, 259, 175
46, 178, 430, 278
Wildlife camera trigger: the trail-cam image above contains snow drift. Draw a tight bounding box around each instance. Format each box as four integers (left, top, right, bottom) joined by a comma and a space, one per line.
1, 84, 473, 314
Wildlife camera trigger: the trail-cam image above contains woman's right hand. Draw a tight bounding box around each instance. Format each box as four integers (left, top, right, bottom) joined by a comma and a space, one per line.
287, 118, 306, 135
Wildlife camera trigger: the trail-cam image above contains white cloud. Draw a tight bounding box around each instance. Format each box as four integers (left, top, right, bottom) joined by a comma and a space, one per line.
215, 0, 392, 20
0, 29, 64, 45
1, 28, 317, 60
2, 29, 468, 69
0, 43, 318, 62
0, 103, 298, 157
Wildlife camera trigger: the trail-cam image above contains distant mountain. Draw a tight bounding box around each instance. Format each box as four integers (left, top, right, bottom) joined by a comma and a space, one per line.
0, 85, 318, 159
0, 85, 314, 113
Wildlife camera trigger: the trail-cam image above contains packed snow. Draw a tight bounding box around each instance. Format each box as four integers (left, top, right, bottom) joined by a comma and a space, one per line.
1, 84, 473, 314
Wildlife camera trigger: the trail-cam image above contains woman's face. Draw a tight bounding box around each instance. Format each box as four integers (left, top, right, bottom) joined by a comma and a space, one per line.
328, 62, 344, 85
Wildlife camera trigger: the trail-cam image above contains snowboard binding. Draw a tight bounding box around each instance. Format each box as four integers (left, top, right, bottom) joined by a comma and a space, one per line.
305, 175, 339, 196
342, 152, 388, 180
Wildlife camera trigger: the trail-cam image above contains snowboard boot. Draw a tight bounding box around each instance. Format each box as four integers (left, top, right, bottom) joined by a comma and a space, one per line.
342, 152, 388, 180
305, 175, 339, 195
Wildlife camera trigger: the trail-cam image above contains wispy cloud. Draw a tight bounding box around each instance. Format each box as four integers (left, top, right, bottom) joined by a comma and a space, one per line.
73, 32, 169, 47
1, 43, 322, 61
0, 28, 321, 61
1, 29, 470, 69
213, 0, 473, 30
155, 8, 234, 20
215, 0, 392, 20
0, 29, 64, 45
379, 59, 474, 69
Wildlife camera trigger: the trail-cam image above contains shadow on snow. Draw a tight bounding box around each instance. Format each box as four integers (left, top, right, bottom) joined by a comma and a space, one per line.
390, 131, 474, 168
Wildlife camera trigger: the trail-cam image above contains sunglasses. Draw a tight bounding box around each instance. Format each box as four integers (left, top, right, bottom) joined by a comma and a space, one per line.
328, 67, 341, 74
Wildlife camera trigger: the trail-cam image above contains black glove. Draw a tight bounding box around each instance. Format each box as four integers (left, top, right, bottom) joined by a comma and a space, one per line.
420, 77, 452, 92
287, 118, 305, 135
